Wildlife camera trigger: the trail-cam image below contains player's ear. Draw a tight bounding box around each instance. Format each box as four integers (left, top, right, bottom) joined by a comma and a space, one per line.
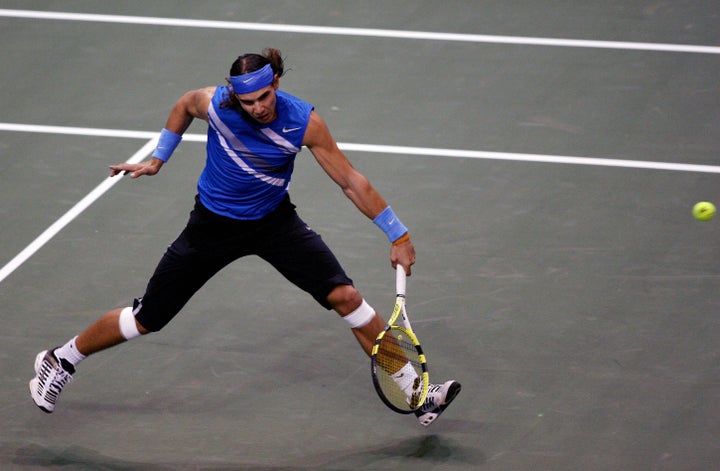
272, 75, 280, 89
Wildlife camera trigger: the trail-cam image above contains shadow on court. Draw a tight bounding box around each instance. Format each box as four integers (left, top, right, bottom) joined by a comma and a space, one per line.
6, 435, 485, 470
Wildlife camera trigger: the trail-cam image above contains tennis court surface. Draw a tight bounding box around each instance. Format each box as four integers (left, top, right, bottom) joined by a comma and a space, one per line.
1, 2, 719, 470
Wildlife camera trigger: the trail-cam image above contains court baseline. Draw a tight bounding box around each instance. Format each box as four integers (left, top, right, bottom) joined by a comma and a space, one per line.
1, 8, 719, 54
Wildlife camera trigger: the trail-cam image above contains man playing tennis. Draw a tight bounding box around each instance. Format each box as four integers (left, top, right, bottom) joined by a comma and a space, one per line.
29, 48, 460, 426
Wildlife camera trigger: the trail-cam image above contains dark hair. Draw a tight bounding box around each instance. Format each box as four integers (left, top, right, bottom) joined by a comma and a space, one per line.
222, 48, 285, 109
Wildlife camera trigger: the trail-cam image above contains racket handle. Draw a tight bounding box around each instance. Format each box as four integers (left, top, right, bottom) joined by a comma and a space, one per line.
396, 265, 407, 296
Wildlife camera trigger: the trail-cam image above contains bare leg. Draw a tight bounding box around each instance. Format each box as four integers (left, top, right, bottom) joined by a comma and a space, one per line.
29, 307, 149, 412
350, 314, 386, 356
327, 284, 385, 356
74, 308, 149, 356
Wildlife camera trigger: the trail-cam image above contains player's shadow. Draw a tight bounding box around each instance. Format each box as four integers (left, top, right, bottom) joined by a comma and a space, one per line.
10, 443, 299, 471
400, 434, 480, 461
380, 433, 484, 464
9, 423, 486, 469
314, 430, 487, 469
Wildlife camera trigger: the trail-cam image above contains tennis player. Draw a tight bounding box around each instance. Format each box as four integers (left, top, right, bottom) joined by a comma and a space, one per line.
29, 48, 460, 426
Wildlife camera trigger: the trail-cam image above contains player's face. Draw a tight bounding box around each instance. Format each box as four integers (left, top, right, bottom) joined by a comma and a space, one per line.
236, 82, 278, 124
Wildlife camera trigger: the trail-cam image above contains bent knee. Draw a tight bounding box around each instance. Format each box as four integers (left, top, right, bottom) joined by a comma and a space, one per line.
119, 307, 148, 339
327, 285, 363, 315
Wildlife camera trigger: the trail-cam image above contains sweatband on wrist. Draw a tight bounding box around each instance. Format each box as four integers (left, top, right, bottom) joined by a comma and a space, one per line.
373, 206, 408, 243
152, 128, 182, 162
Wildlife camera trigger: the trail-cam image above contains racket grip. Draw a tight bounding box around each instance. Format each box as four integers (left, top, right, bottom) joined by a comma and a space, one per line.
396, 265, 407, 296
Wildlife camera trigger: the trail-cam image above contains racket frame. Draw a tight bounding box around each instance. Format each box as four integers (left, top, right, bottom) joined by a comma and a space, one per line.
370, 266, 429, 414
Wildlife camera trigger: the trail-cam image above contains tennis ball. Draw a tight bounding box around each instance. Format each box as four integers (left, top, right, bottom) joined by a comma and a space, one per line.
692, 201, 716, 221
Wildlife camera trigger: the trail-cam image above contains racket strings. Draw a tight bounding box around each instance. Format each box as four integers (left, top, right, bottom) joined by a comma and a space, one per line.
374, 330, 424, 411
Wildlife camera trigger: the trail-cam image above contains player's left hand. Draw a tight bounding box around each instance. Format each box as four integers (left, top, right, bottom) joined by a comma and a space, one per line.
390, 239, 415, 276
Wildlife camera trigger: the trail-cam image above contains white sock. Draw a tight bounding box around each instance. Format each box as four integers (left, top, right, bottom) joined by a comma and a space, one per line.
54, 336, 87, 367
392, 362, 420, 396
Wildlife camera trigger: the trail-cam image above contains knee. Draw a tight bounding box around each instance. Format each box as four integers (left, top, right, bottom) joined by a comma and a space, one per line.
330, 285, 377, 330
326, 285, 363, 315
118, 307, 148, 339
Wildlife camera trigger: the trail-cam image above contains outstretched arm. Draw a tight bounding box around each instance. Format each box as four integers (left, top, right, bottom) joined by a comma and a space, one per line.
110, 87, 215, 178
304, 111, 416, 273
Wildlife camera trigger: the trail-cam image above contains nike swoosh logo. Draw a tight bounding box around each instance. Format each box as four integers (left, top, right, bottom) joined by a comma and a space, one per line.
282, 127, 302, 133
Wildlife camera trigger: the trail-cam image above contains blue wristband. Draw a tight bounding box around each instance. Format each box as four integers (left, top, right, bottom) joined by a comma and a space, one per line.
373, 206, 408, 243
152, 128, 182, 162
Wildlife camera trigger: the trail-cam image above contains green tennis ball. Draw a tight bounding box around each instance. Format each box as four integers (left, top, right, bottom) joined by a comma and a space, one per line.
692, 201, 716, 221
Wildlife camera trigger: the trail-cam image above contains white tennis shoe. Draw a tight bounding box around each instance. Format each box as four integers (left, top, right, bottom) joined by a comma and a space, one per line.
415, 380, 461, 427
29, 349, 74, 413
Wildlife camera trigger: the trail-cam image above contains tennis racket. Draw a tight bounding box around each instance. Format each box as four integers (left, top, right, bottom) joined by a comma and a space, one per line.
370, 265, 429, 413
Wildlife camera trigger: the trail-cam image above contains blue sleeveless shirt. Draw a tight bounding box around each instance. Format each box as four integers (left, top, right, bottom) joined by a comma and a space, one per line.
198, 87, 314, 220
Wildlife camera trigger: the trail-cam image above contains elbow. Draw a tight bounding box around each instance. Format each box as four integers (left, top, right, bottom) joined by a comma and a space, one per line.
341, 174, 371, 199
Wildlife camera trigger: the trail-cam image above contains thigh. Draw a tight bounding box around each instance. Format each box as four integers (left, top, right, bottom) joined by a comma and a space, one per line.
135, 204, 246, 331
258, 212, 353, 310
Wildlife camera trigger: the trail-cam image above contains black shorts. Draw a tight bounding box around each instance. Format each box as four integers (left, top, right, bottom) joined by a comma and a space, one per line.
134, 195, 353, 332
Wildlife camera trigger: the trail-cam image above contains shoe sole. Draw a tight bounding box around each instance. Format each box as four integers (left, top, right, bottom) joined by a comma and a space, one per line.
29, 379, 53, 413
415, 381, 462, 426
438, 381, 462, 413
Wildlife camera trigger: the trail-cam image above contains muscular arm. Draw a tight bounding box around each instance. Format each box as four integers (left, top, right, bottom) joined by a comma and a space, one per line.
162, 86, 214, 134
110, 87, 215, 178
304, 111, 387, 218
304, 110, 416, 272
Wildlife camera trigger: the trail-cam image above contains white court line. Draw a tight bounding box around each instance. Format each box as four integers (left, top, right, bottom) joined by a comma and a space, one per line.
0, 122, 206, 142
1, 8, 719, 54
0, 138, 158, 284
340, 143, 720, 174
1, 122, 718, 283
2, 122, 719, 174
